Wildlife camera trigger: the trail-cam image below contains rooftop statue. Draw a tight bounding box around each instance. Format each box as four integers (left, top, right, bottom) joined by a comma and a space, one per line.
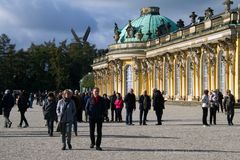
190, 12, 198, 25
113, 23, 121, 43
176, 19, 185, 29
223, 0, 233, 13
126, 20, 135, 38
205, 7, 214, 20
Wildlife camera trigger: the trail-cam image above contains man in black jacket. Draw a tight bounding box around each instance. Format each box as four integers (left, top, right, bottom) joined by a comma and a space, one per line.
153, 89, 165, 125
85, 87, 106, 151
109, 91, 117, 121
223, 90, 235, 125
124, 88, 136, 125
139, 90, 151, 125
2, 90, 15, 128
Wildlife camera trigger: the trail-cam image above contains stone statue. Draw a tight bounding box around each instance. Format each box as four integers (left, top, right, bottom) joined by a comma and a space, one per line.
126, 20, 135, 38
113, 23, 121, 43
177, 19, 185, 29
189, 12, 198, 24
205, 7, 214, 20
223, 0, 233, 13
136, 29, 143, 41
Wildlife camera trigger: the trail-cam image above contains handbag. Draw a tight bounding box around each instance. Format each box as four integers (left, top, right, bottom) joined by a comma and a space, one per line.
56, 101, 69, 132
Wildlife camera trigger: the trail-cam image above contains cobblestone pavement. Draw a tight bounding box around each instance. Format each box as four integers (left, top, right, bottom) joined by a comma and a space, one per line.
1, 103, 240, 160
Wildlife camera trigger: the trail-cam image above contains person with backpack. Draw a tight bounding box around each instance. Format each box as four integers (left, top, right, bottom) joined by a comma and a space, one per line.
223, 90, 235, 126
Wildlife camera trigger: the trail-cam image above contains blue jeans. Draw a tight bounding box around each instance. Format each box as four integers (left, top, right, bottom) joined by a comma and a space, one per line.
126, 108, 133, 124
61, 122, 72, 146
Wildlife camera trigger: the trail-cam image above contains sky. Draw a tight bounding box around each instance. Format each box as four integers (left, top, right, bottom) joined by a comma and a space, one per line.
0, 0, 240, 50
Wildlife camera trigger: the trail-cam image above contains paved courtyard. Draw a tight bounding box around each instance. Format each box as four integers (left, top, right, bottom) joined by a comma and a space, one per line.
0, 103, 240, 160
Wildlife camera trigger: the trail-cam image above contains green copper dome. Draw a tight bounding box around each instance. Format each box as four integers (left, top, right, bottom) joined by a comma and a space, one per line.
116, 7, 178, 43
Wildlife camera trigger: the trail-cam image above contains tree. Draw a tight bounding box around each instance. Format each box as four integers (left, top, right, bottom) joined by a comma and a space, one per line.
80, 73, 94, 89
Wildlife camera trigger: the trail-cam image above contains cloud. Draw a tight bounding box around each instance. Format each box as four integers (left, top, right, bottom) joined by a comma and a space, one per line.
0, 0, 239, 49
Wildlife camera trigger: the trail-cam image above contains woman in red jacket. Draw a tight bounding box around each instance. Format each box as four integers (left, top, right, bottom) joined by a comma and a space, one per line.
114, 93, 123, 122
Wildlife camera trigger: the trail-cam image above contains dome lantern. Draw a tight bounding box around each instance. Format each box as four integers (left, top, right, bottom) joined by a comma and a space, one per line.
140, 7, 160, 16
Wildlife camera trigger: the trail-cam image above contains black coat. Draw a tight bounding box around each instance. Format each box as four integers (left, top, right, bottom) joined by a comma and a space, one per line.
139, 95, 151, 110
18, 96, 29, 112
223, 94, 235, 113
124, 93, 136, 109
153, 91, 165, 111
104, 98, 110, 110
72, 95, 82, 122
2, 93, 15, 116
85, 96, 106, 120
43, 100, 57, 121
110, 94, 117, 110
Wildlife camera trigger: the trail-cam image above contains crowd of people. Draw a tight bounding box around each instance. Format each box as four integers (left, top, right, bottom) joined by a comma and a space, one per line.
0, 87, 237, 151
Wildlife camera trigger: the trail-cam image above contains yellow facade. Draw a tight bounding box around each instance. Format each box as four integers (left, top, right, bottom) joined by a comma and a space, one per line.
92, 5, 240, 102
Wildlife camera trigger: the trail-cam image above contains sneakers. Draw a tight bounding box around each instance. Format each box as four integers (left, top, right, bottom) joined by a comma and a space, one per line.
203, 124, 210, 127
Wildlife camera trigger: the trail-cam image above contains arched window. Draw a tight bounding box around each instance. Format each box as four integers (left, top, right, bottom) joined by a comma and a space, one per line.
187, 58, 193, 95
164, 63, 168, 95
125, 65, 133, 94
218, 50, 226, 93
202, 53, 208, 93
175, 64, 180, 96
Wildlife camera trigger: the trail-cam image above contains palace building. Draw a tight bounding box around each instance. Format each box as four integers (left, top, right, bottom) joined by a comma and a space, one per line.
92, 1, 240, 102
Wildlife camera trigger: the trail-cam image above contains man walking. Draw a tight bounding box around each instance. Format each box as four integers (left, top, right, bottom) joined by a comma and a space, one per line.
86, 87, 106, 151
2, 90, 15, 128
124, 89, 136, 125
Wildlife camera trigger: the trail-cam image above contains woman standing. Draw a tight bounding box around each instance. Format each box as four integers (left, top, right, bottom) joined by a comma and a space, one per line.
209, 90, 218, 125
17, 91, 29, 128
57, 89, 76, 150
114, 93, 123, 122
201, 89, 210, 127
43, 92, 57, 136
